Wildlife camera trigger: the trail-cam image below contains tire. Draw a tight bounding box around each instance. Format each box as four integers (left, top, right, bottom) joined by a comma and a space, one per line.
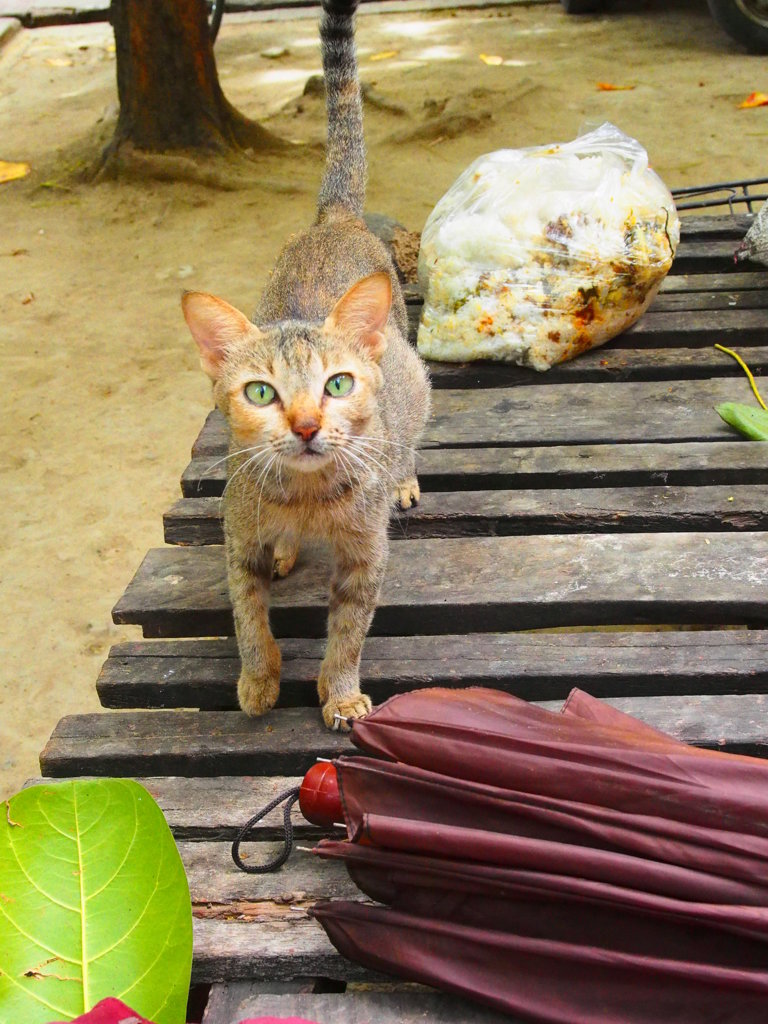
207, 0, 225, 42
560, 0, 603, 12
707, 0, 768, 52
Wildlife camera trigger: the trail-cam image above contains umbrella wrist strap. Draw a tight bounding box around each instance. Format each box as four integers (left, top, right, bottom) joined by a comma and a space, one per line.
231, 786, 300, 874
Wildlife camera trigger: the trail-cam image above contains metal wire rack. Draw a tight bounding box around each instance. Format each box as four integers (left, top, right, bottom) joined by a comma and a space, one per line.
672, 178, 768, 214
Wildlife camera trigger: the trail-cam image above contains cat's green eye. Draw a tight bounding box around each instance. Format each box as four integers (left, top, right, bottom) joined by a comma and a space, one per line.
245, 381, 276, 406
325, 373, 354, 398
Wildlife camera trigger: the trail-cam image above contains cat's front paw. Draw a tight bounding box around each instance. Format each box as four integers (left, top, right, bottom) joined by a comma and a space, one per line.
322, 693, 373, 731
237, 671, 280, 717
393, 476, 420, 510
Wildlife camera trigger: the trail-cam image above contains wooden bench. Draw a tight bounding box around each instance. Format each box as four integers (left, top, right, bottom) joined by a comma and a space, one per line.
37, 213, 768, 1023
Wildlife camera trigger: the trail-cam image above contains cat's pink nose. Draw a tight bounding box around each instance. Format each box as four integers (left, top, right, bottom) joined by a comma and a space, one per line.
292, 419, 320, 442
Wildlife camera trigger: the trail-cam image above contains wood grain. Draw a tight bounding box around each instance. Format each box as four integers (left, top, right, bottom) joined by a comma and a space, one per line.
189, 376, 751, 459
181, 441, 768, 497
39, 694, 768, 778
96, 630, 768, 710
202, 988, 519, 1023
163, 486, 768, 546
112, 533, 768, 639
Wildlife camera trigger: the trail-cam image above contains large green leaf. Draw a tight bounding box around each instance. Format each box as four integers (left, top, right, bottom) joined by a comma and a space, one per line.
0, 779, 192, 1024
715, 401, 768, 441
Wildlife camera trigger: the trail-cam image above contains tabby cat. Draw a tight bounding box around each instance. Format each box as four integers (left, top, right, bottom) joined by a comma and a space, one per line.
182, 0, 431, 729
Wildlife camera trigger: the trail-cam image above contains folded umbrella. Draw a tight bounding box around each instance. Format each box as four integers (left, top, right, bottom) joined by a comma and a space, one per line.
308, 688, 768, 1024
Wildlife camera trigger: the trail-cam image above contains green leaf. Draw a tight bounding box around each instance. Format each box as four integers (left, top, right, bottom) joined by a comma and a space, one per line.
0, 779, 192, 1024
715, 401, 768, 441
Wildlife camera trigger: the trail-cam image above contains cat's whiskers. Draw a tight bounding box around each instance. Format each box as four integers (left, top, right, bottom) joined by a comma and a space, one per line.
346, 439, 401, 489
351, 434, 416, 453
204, 443, 273, 478
253, 451, 281, 548
332, 447, 372, 518
221, 447, 272, 501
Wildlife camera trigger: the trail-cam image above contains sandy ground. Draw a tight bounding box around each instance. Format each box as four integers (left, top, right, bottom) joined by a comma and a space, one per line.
1, 0, 766, 799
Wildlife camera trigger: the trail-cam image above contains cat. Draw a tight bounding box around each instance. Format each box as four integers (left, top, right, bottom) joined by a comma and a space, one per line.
181, 0, 431, 730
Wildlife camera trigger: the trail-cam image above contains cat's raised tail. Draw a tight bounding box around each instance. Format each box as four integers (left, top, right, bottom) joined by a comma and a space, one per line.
317, 0, 366, 221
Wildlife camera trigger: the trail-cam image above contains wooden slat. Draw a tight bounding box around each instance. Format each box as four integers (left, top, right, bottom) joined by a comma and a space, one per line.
202, 988, 518, 1023
163, 486, 768, 546
182, 840, 356, 905
675, 215, 752, 237
96, 631, 768, 711
192, 915, 366, 984
421, 346, 768, 390
202, 983, 316, 1024
190, 378, 750, 457
419, 378, 750, 448
650, 290, 768, 312
654, 237, 749, 273
40, 707, 349, 777
111, 533, 768, 639
40, 694, 768, 778
619, 307, 768, 346
26, 774, 327, 842
182, 440, 768, 497
659, 271, 767, 293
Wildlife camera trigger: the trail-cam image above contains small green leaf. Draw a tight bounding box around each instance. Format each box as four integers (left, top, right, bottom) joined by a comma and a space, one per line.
715, 401, 768, 441
0, 779, 192, 1024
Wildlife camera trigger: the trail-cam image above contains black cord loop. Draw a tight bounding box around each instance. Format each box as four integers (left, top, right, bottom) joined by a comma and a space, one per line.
231, 785, 301, 873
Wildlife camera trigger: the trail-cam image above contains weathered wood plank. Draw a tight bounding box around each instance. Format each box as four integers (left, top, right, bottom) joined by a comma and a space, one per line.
419, 377, 754, 448
650, 290, 768, 313
40, 707, 349, 777
619, 307, 768, 346
192, 915, 368, 984
421, 346, 768, 390
97, 630, 768, 711
112, 533, 768, 639
202, 988, 519, 1023
163, 486, 768, 546
422, 377, 750, 448
404, 304, 768, 353
182, 840, 356, 905
659, 271, 767, 294
665, 237, 753, 273
190, 377, 749, 460
179, 346, 768, 400
40, 694, 768, 779
182, 440, 768, 497
675, 214, 752, 237
202, 982, 316, 1024
25, 774, 330, 842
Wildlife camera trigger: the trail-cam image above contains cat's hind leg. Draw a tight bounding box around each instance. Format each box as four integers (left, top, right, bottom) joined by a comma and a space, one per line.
393, 476, 420, 510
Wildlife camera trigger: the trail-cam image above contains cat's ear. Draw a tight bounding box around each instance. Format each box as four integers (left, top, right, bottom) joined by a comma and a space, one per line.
182, 291, 255, 380
324, 272, 391, 361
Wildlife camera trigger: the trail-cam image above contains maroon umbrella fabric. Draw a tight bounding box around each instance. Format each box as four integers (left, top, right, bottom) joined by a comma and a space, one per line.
310, 688, 768, 1023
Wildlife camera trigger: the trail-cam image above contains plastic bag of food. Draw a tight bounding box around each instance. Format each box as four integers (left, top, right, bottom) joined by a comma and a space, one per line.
416, 123, 680, 371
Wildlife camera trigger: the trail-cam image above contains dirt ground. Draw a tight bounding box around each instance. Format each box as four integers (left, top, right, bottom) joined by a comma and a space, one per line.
1, 0, 766, 799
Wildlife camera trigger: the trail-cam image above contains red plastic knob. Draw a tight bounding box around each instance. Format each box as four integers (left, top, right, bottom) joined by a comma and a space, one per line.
299, 761, 343, 827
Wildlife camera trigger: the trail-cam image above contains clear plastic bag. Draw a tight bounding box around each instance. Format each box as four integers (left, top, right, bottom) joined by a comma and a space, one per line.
417, 123, 680, 371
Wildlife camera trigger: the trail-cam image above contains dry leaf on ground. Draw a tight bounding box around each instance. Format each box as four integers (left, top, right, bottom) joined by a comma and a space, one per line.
479, 54, 504, 65
597, 82, 635, 91
739, 91, 768, 108
0, 161, 30, 184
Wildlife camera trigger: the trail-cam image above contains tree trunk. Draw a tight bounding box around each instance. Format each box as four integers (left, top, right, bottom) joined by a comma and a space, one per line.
106, 0, 282, 157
